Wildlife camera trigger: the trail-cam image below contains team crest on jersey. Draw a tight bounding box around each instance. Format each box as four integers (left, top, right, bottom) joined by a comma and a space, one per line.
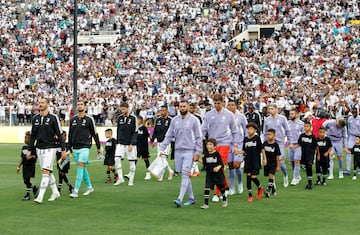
206, 157, 217, 163
105, 142, 112, 146
45, 117, 50, 125
72, 119, 77, 126
82, 119, 86, 126
34, 119, 40, 126
165, 120, 169, 126
127, 119, 132, 124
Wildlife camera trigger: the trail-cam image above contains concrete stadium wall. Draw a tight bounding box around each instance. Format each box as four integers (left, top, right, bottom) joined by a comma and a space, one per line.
0, 126, 117, 144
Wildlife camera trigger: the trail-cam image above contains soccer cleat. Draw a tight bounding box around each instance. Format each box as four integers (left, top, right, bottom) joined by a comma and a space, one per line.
173, 171, 179, 177
128, 181, 134, 186
290, 178, 299, 186
114, 175, 119, 182
34, 198, 43, 204
321, 181, 327, 186
168, 171, 174, 180
69, 192, 79, 198
144, 172, 151, 180
339, 172, 344, 179
192, 172, 200, 177
83, 188, 94, 196
124, 173, 130, 180
222, 200, 228, 207
315, 180, 321, 185
264, 189, 270, 198
173, 199, 182, 208
344, 170, 351, 175
22, 194, 31, 201
247, 196, 253, 203
48, 192, 60, 202
283, 176, 289, 188
211, 195, 220, 203
158, 175, 163, 182
238, 183, 244, 194
352, 176, 357, 180
69, 185, 74, 194
200, 204, 209, 209
327, 175, 334, 180
305, 183, 313, 190
114, 178, 125, 186
256, 187, 263, 200
105, 179, 112, 183
183, 198, 196, 206
228, 189, 235, 196
32, 185, 39, 196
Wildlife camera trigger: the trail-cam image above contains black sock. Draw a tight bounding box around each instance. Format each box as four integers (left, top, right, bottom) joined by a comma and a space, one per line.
247, 175, 252, 196
58, 173, 63, 184
144, 159, 150, 169
204, 189, 210, 205
291, 161, 294, 170
268, 178, 274, 191
63, 174, 69, 184
322, 176, 326, 183
106, 170, 111, 180
220, 188, 226, 201
251, 177, 260, 188
306, 163, 313, 184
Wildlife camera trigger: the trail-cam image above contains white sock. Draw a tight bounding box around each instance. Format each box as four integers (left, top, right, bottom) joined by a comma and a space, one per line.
129, 161, 136, 184
115, 157, 123, 179
49, 173, 59, 194
194, 161, 199, 173
36, 174, 50, 201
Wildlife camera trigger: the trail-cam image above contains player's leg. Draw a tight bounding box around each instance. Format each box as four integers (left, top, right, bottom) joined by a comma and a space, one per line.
234, 154, 244, 194
321, 162, 328, 185
201, 187, 211, 209
246, 173, 253, 202
23, 176, 32, 200
214, 146, 229, 199
218, 184, 227, 207
173, 151, 185, 207
251, 171, 262, 200
352, 158, 359, 180
328, 146, 335, 179
346, 136, 355, 174
114, 144, 125, 185
106, 165, 112, 183
333, 142, 344, 178
58, 171, 64, 193
278, 143, 288, 187
305, 161, 313, 189
143, 156, 151, 180
228, 152, 235, 195
127, 146, 137, 186
291, 148, 301, 185
315, 160, 321, 185
289, 149, 295, 171
183, 154, 196, 206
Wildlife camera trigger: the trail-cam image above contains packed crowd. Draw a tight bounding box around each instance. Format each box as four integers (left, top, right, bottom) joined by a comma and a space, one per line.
0, 0, 359, 126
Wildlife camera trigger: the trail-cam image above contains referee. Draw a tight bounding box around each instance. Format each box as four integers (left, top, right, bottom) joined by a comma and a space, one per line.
28, 97, 66, 204
68, 101, 101, 198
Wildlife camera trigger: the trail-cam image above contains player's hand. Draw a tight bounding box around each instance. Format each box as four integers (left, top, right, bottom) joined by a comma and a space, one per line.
98, 148, 102, 154
16, 167, 20, 174
232, 146, 239, 154
151, 142, 156, 148
289, 144, 295, 150
213, 166, 220, 173
276, 166, 280, 172
263, 160, 267, 166
61, 150, 67, 160
128, 145, 133, 152
193, 154, 199, 162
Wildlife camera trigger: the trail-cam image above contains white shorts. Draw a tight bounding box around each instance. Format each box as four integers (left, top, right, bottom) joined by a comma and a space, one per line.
115, 144, 137, 160
36, 148, 57, 172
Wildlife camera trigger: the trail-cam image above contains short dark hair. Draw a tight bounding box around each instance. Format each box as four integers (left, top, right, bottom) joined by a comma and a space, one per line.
160, 105, 168, 109
213, 94, 223, 102
246, 123, 258, 130
304, 121, 312, 126
137, 115, 143, 122
318, 126, 326, 131
206, 138, 217, 146
267, 128, 276, 134
105, 128, 112, 133
337, 119, 346, 128
120, 102, 129, 108
189, 103, 197, 108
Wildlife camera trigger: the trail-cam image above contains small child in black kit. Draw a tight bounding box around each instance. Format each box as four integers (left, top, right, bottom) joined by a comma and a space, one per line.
16, 131, 38, 201
200, 139, 227, 209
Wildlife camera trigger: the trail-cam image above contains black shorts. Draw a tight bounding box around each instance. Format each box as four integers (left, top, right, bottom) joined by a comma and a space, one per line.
23, 165, 35, 178
104, 157, 115, 166
264, 163, 276, 177
301, 156, 314, 165
354, 156, 360, 170
137, 151, 150, 159
205, 171, 225, 189
244, 168, 259, 176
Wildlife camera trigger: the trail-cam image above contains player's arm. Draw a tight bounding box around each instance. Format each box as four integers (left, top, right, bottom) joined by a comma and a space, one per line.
262, 149, 267, 166
275, 155, 280, 172
316, 146, 320, 161
89, 116, 102, 153
16, 158, 23, 174
53, 115, 67, 159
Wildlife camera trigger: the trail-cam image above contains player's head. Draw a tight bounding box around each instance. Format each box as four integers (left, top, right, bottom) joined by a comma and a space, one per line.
304, 121, 312, 132
62, 130, 67, 141
246, 123, 258, 136
351, 107, 358, 118
137, 115, 144, 125
318, 126, 326, 138
227, 98, 237, 113
356, 136, 360, 145
213, 94, 223, 112
336, 119, 346, 128
248, 103, 254, 113
24, 131, 30, 144
267, 104, 278, 116
105, 128, 113, 138
39, 97, 50, 112
289, 108, 299, 121
206, 138, 217, 152
160, 105, 168, 118
77, 100, 86, 113
179, 100, 189, 116
189, 103, 197, 114
120, 102, 129, 115
267, 128, 276, 141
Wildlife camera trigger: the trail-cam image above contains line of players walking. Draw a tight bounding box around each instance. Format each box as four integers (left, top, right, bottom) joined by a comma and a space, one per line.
17, 96, 360, 209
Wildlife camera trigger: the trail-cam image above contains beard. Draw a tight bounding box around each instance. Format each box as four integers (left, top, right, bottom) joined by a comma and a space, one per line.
290, 116, 296, 121
180, 110, 188, 116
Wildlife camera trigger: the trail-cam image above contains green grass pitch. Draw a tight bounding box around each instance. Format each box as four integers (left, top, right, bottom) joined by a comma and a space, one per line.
0, 143, 359, 235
